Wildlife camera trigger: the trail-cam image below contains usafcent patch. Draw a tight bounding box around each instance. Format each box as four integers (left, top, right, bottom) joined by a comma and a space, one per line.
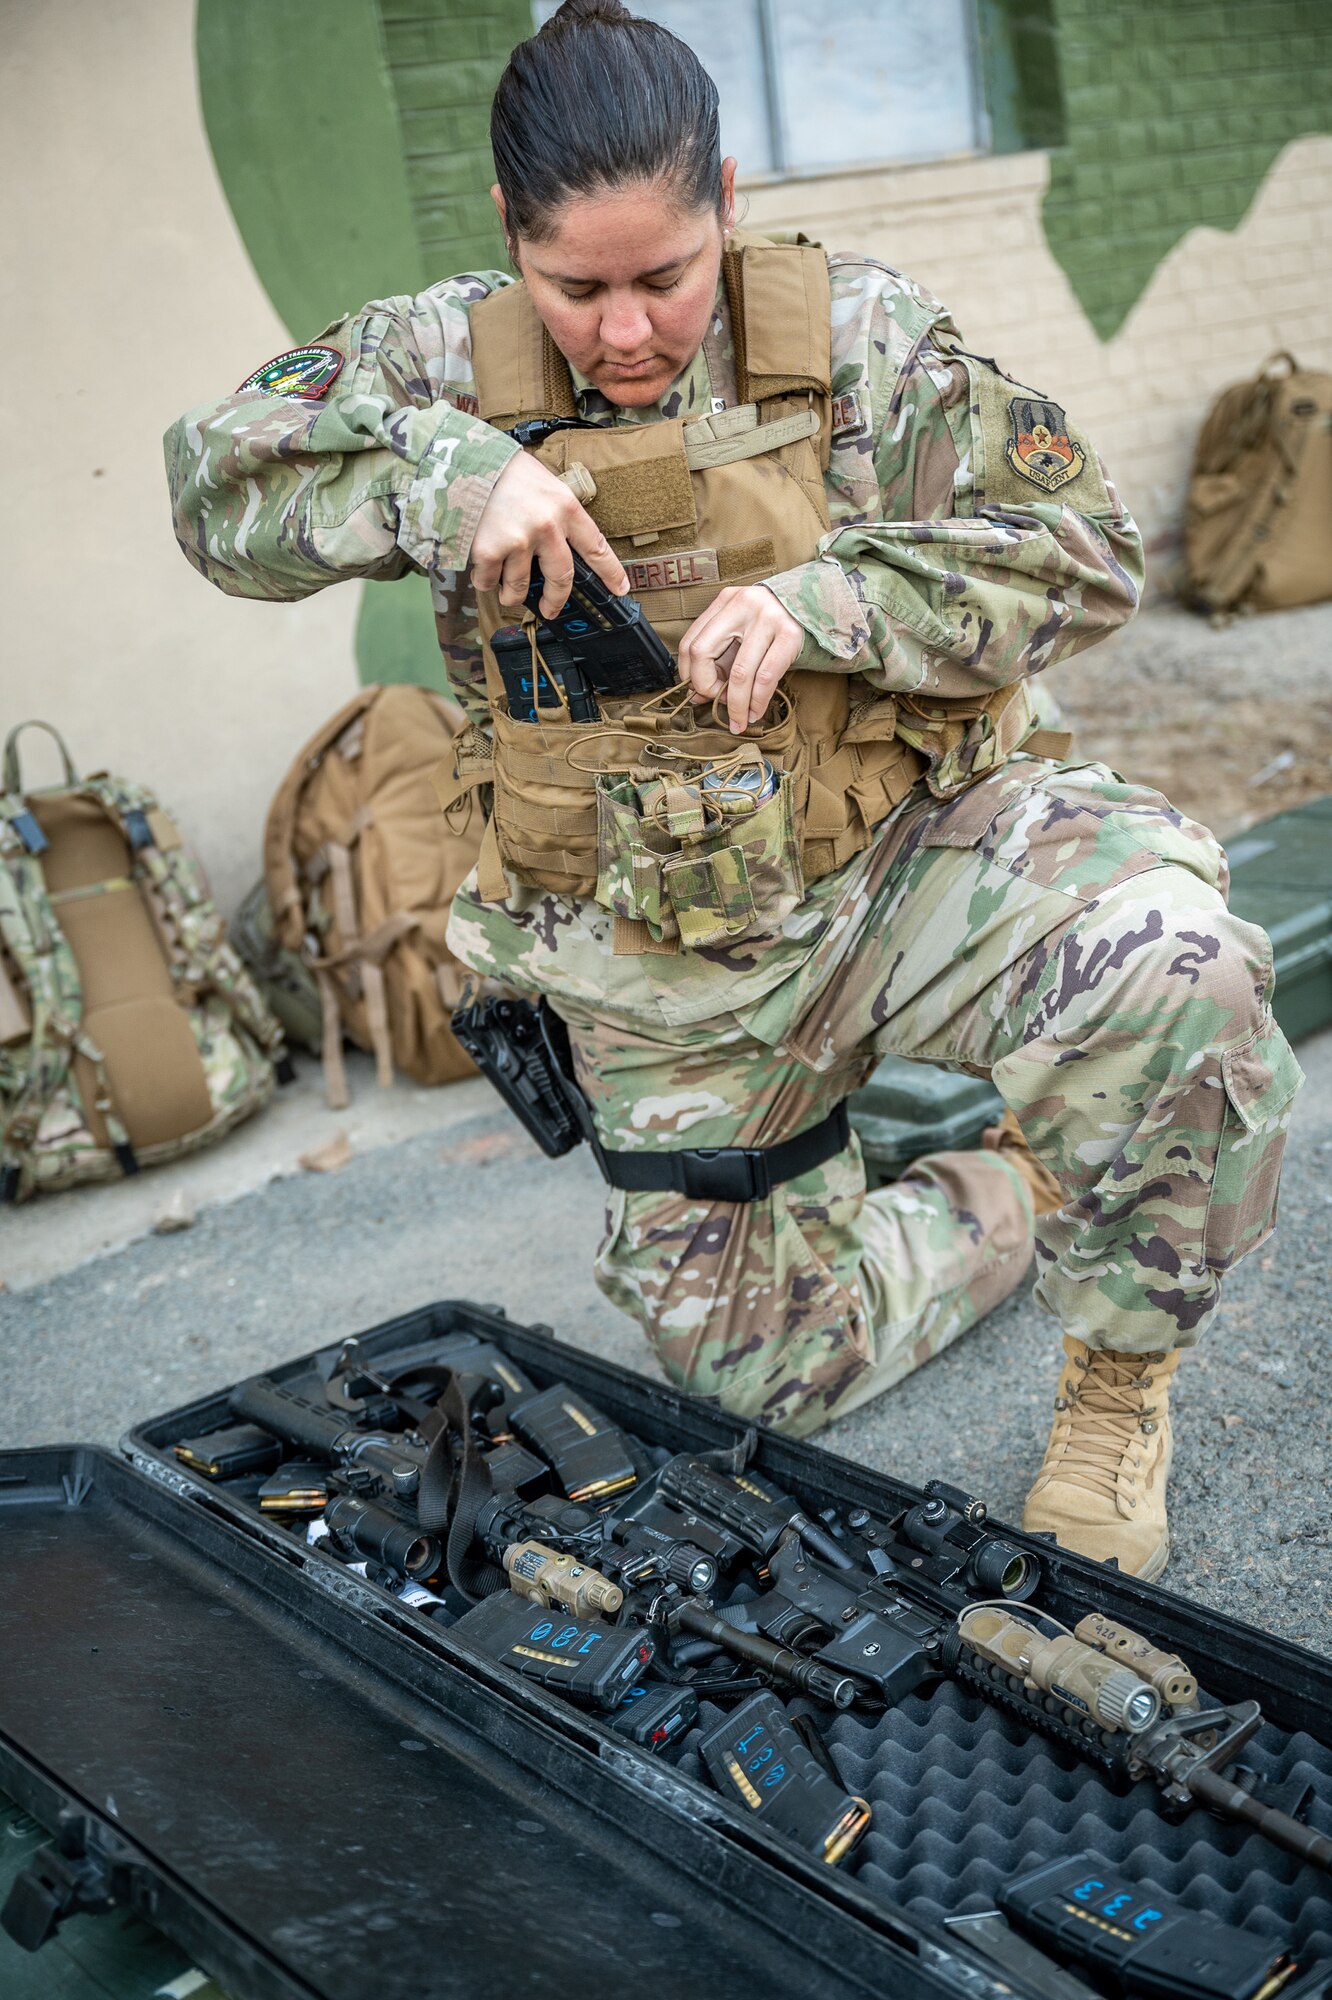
238, 345, 344, 399
1005, 395, 1086, 493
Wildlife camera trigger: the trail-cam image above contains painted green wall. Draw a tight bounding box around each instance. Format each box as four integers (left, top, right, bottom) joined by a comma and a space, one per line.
379, 0, 531, 282
197, 0, 526, 694
196, 0, 425, 339
1043, 0, 1332, 339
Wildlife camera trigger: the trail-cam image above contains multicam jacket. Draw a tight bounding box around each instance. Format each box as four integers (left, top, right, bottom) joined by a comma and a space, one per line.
165, 256, 1144, 1023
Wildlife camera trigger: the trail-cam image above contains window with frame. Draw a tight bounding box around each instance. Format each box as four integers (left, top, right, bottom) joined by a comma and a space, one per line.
533, 0, 988, 177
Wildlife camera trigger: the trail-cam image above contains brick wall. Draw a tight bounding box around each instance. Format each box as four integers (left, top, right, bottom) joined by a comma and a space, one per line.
378, 0, 528, 281
742, 131, 1332, 564
367, 1, 1331, 567
1044, 0, 1332, 337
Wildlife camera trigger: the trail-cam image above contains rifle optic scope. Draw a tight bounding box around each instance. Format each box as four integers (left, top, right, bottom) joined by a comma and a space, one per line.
324, 1493, 440, 1581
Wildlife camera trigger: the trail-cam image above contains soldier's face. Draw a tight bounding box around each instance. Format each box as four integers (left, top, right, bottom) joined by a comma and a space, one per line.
496, 165, 737, 407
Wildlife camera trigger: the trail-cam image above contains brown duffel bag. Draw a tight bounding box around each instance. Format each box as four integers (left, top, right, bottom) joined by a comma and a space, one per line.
1184, 351, 1332, 615
263, 684, 481, 1108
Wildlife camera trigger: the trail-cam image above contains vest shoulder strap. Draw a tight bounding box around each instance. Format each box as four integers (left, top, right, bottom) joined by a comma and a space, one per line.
470, 280, 578, 430
470, 237, 831, 431
722, 233, 832, 405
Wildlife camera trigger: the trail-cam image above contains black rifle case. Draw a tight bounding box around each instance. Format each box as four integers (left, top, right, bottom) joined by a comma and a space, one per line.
0, 1298, 1328, 2000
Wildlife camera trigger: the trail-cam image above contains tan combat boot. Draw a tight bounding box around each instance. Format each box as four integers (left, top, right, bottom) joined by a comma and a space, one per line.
982, 1109, 1064, 1216
1022, 1339, 1180, 1580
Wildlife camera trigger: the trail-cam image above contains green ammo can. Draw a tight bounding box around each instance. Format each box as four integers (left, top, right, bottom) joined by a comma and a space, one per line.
1226, 793, 1332, 1045
849, 1058, 1002, 1189
849, 793, 1332, 1185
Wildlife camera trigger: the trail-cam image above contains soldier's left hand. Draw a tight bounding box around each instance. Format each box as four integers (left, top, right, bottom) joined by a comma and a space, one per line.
677, 586, 803, 733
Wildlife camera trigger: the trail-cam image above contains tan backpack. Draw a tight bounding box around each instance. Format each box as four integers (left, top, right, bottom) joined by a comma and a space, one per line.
263, 683, 480, 1108
1184, 352, 1332, 615
1, 721, 283, 1202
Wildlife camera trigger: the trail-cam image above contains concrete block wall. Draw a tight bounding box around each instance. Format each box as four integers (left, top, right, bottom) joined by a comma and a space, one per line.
372, 0, 1331, 566
379, 0, 529, 281
743, 133, 1332, 567
1045, 0, 1332, 338
367, 0, 1332, 562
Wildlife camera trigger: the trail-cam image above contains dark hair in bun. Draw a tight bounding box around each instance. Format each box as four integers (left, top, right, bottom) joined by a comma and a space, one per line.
492, 0, 722, 243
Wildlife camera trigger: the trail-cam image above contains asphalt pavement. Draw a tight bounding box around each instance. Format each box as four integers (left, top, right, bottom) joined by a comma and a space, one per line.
3, 1024, 1328, 1656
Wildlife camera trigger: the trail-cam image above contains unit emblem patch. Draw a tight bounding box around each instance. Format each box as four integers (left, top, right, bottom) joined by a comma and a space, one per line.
1005, 396, 1085, 492
238, 345, 344, 399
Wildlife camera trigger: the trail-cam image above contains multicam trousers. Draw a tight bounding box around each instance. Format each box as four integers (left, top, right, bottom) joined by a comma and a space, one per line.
560, 759, 1303, 1438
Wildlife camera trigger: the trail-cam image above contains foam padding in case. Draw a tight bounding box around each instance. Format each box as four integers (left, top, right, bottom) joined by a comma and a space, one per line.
676, 1679, 1332, 1960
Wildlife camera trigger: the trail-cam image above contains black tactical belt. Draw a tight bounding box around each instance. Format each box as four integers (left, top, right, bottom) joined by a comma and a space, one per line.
598, 1100, 851, 1204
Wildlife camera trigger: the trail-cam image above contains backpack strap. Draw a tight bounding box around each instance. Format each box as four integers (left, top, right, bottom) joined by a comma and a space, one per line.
263, 687, 384, 955
325, 837, 394, 1093
84, 775, 285, 1063
3, 720, 78, 795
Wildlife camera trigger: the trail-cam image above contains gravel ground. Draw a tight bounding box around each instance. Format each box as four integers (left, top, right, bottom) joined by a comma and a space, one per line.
1043, 597, 1332, 839
4, 1025, 1328, 1657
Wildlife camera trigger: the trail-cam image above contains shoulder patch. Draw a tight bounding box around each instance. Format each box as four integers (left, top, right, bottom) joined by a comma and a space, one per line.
1005, 395, 1085, 492
963, 353, 1110, 516
238, 344, 344, 400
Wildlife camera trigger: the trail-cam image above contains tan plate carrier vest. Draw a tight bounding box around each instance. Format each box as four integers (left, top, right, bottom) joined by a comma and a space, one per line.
438, 234, 1041, 931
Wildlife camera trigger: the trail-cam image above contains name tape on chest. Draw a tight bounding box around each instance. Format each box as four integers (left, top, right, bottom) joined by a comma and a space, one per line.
622, 548, 720, 593
238, 344, 344, 400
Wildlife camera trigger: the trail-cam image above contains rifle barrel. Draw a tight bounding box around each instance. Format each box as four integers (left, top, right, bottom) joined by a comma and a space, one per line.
673, 1599, 856, 1709
1186, 1764, 1332, 1874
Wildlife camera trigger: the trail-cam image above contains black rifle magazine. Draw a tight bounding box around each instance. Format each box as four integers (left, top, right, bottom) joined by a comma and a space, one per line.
0, 1297, 1328, 2000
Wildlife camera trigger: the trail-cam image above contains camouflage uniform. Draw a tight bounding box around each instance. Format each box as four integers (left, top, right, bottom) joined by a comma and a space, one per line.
165, 256, 1303, 1436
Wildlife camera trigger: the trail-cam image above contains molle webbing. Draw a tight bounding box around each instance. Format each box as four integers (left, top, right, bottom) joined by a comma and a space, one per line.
434, 688, 926, 900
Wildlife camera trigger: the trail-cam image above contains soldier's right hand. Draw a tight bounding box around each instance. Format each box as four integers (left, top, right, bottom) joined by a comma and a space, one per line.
469, 452, 628, 618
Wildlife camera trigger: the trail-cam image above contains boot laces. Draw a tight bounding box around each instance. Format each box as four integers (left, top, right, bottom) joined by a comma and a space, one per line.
1046, 1351, 1160, 1501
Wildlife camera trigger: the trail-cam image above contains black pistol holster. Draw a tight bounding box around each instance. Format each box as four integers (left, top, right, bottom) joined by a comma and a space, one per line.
451, 993, 849, 1203
450, 995, 588, 1162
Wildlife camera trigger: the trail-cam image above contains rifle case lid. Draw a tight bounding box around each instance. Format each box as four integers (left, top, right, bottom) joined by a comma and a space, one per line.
0, 1440, 966, 2000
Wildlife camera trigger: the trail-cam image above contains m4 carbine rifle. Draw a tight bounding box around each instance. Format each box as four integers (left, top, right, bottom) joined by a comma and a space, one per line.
669, 1471, 1332, 1877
